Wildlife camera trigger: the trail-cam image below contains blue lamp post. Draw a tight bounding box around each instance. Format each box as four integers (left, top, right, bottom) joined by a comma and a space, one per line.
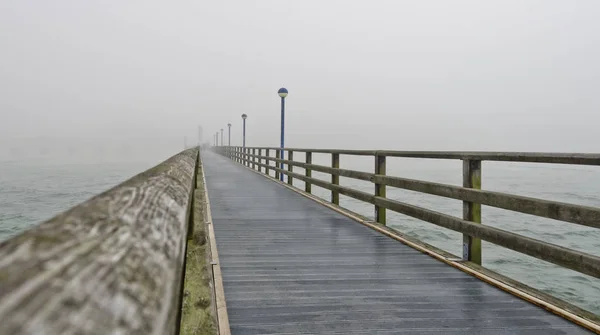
278, 87, 288, 181
241, 114, 247, 148
227, 123, 232, 146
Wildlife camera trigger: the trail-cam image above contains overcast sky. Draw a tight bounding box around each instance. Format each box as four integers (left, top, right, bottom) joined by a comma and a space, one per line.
1, 0, 599, 161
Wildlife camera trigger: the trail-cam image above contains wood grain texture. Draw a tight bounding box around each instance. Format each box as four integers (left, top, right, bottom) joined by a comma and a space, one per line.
0, 148, 198, 335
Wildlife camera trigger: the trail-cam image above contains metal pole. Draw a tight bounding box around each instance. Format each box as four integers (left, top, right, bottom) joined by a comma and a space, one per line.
280, 96, 285, 181
221, 129, 224, 147
228, 125, 231, 146
243, 119, 246, 148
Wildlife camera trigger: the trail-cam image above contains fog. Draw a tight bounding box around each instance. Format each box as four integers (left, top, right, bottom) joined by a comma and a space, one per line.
1, 0, 599, 164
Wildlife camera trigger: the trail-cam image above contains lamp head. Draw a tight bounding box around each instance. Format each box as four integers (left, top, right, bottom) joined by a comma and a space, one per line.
278, 87, 288, 98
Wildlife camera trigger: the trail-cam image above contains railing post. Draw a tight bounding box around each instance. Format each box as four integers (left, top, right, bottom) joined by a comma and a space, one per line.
245, 148, 249, 166
287, 151, 293, 185
331, 153, 340, 205
305, 152, 312, 193
236, 147, 239, 163
258, 149, 262, 173
252, 148, 256, 170
463, 159, 482, 265
265, 149, 270, 176
275, 150, 280, 180
375, 153, 386, 225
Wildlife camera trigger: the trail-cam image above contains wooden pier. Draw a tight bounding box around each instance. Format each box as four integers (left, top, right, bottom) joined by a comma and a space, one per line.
0, 146, 599, 334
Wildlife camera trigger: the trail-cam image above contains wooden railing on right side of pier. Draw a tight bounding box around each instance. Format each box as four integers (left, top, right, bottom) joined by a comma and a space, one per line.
218, 146, 600, 288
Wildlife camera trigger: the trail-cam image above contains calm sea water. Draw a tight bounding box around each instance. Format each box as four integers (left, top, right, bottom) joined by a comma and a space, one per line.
2, 153, 600, 315
0, 158, 153, 240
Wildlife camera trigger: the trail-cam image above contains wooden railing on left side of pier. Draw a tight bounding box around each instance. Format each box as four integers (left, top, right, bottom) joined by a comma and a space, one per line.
0, 148, 199, 335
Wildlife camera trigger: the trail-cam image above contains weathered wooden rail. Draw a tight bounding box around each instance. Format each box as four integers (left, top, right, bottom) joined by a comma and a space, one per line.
0, 148, 199, 335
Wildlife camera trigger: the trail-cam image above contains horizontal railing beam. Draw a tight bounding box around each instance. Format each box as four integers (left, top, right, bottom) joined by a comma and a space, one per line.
373, 196, 600, 280
229, 147, 600, 165
373, 175, 600, 230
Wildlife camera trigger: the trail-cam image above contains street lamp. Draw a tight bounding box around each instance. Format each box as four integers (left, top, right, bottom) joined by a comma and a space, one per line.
278, 87, 288, 181
227, 123, 232, 146
216, 132, 219, 147
241, 114, 247, 148
220, 128, 224, 147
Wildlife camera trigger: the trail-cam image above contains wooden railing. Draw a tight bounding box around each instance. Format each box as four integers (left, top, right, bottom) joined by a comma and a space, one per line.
0, 148, 199, 335
217, 146, 600, 281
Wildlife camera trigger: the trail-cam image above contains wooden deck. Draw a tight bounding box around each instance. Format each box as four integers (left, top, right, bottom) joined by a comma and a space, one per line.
203, 151, 591, 335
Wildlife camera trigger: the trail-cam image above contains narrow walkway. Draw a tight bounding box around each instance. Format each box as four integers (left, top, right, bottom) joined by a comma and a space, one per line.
202, 151, 590, 335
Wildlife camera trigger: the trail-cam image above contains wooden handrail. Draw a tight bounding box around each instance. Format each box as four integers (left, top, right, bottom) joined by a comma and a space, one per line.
230, 146, 600, 165
0, 148, 199, 335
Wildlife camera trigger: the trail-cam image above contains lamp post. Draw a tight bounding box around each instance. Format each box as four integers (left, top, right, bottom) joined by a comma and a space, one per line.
216, 132, 219, 147
227, 123, 232, 146
221, 129, 224, 148
241, 114, 247, 148
278, 87, 288, 181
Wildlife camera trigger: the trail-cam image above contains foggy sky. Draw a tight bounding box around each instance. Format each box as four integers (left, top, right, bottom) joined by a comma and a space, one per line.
1, 0, 599, 163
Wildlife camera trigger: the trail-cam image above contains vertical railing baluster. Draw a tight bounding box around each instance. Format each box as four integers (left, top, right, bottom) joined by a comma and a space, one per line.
275, 150, 280, 180
375, 153, 386, 225
258, 149, 262, 173
288, 151, 293, 185
252, 148, 256, 170
463, 159, 482, 265
331, 153, 340, 205
305, 152, 312, 193
265, 149, 270, 176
